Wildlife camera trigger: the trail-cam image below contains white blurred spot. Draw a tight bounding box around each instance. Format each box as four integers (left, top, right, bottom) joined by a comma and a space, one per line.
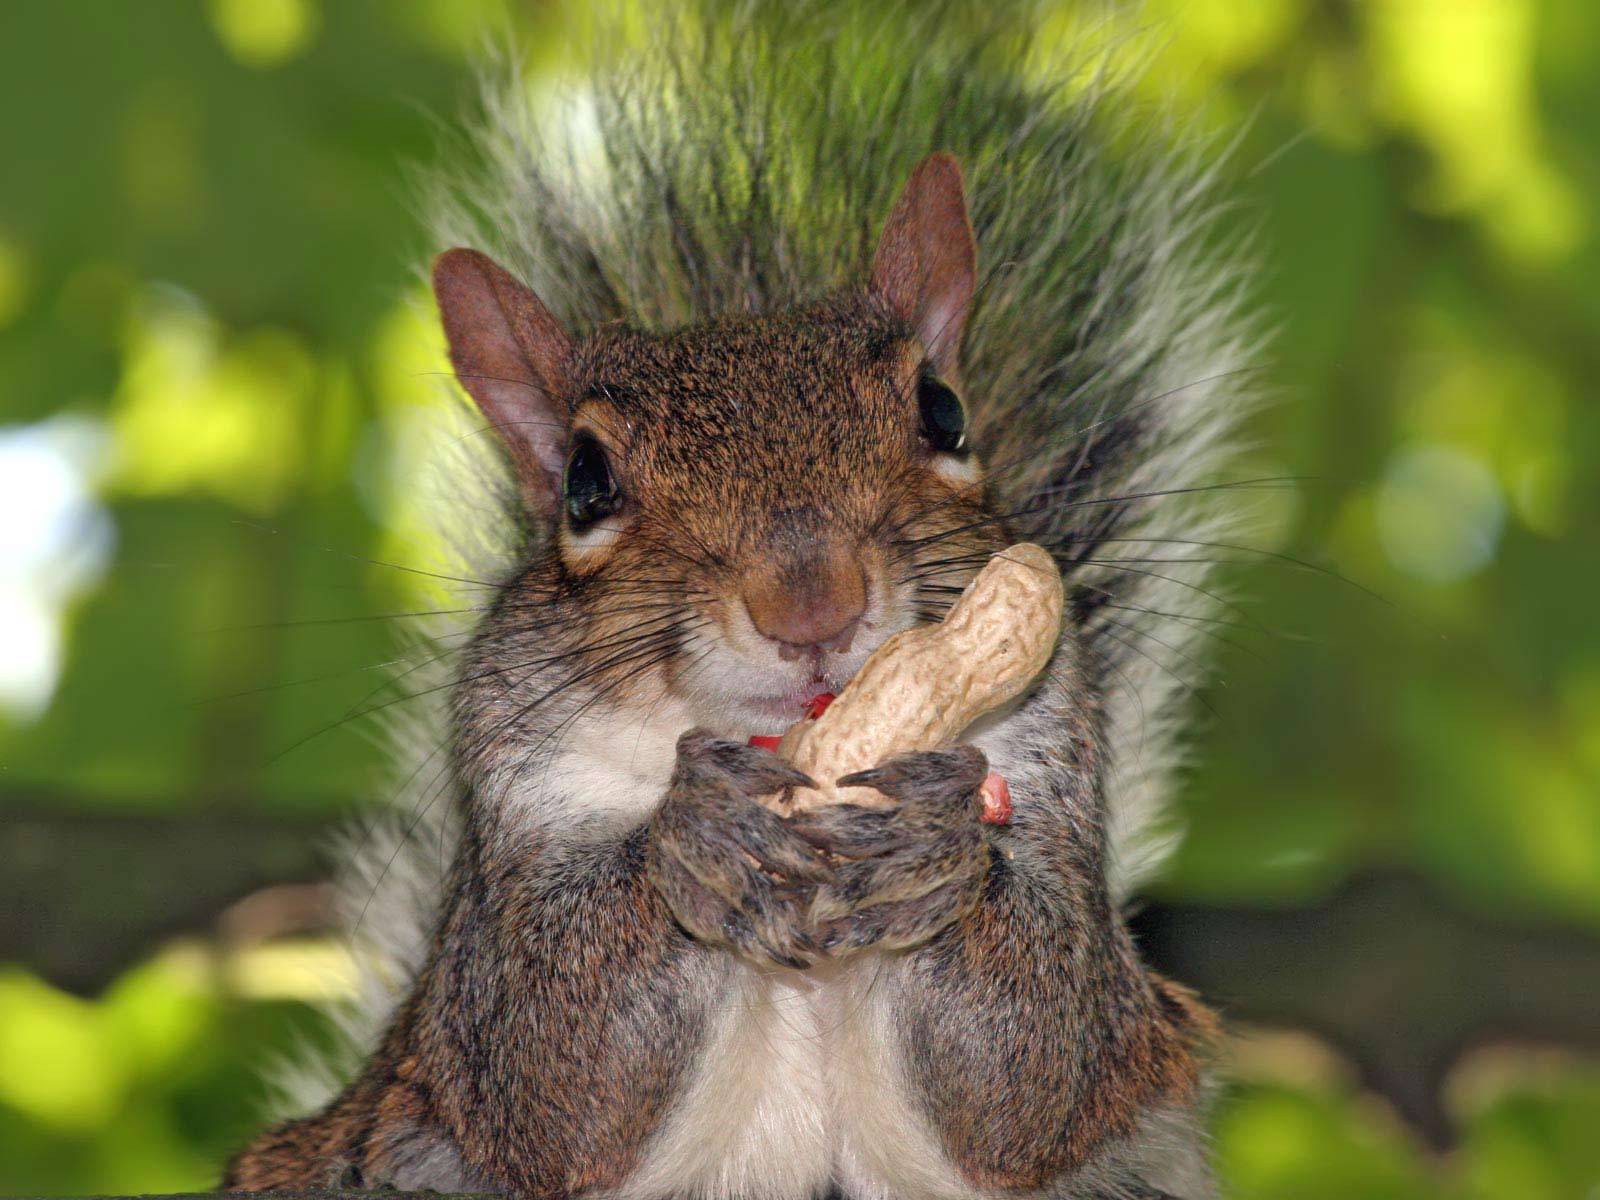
1376, 444, 1504, 582
0, 416, 115, 721
0, 593, 59, 722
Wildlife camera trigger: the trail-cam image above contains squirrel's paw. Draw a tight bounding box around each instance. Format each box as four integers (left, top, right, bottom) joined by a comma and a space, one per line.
647, 729, 827, 970
793, 745, 992, 955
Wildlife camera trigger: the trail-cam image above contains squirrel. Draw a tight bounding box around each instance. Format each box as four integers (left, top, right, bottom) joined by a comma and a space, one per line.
224, 4, 1257, 1198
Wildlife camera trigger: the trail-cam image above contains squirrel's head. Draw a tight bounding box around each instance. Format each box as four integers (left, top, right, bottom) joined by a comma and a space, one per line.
434, 154, 1006, 732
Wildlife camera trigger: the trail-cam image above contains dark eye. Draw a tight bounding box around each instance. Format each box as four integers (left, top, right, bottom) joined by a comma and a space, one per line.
563, 437, 621, 528
917, 374, 967, 454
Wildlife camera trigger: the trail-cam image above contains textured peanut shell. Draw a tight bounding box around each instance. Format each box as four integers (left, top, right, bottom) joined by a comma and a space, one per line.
771, 543, 1063, 813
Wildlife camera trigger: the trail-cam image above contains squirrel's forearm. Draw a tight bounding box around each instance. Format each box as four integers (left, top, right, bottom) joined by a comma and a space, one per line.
898, 841, 1209, 1193
227, 824, 725, 1196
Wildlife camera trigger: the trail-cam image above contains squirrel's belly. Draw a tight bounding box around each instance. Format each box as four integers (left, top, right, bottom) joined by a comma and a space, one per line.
607, 960, 974, 1200
819, 962, 977, 1200
608, 965, 835, 1200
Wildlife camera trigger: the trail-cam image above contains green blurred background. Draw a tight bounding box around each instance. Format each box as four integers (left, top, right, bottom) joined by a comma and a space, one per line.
1, 1, 1597, 1196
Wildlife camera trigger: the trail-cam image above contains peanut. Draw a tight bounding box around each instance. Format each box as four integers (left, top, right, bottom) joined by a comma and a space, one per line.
769, 543, 1063, 813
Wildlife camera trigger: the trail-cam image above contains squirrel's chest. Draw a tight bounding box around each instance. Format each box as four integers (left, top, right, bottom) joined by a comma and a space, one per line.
615, 963, 967, 1200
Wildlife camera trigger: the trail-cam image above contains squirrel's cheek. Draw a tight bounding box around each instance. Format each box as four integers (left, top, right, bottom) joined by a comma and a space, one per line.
927, 451, 982, 486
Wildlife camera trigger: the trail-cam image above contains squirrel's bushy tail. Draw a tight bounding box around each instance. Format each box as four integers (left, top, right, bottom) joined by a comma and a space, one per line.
430, 0, 1262, 895
275, 0, 1261, 1116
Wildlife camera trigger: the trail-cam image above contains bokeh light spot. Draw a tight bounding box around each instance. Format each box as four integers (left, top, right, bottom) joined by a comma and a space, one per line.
0, 968, 126, 1131
110, 289, 311, 513
207, 0, 320, 69
1375, 444, 1504, 582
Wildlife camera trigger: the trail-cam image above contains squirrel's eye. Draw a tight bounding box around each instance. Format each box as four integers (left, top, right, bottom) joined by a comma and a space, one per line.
563, 437, 621, 528
917, 374, 967, 454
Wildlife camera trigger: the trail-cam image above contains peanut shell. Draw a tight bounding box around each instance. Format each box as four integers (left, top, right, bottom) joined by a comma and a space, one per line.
770, 542, 1063, 813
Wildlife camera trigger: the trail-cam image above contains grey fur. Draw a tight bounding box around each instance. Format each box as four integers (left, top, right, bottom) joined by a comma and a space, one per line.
270, 0, 1258, 1168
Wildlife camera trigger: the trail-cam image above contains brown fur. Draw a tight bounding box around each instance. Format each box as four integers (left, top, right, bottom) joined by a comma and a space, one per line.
869, 650, 1212, 1190
226, 822, 718, 1194
225, 157, 1216, 1198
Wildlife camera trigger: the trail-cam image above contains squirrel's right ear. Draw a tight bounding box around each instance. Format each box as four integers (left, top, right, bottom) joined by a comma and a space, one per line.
432, 248, 572, 517
870, 152, 977, 377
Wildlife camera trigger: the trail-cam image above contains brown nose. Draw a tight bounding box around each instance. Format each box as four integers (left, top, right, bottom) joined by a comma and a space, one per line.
742, 544, 867, 659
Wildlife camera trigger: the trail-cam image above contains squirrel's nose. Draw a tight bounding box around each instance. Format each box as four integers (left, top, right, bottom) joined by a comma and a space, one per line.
742, 548, 867, 659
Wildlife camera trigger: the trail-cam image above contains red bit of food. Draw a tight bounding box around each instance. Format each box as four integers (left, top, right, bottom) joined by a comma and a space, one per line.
749, 694, 835, 750
979, 772, 1012, 825
803, 691, 837, 721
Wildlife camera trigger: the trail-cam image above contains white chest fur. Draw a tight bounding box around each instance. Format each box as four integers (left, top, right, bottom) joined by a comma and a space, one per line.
610, 966, 834, 1200
610, 958, 971, 1200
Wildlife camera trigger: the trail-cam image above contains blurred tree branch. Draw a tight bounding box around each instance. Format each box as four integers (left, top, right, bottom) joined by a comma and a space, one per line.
1131, 871, 1600, 1148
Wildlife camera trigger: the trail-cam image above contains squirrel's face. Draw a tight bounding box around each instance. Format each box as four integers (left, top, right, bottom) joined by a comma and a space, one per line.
433, 154, 993, 734
542, 301, 1003, 728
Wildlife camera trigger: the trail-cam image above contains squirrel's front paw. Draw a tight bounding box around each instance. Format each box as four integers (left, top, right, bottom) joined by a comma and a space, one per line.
790, 745, 993, 955
647, 729, 827, 969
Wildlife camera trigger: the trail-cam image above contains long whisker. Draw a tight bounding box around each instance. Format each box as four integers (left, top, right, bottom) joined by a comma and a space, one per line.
876, 364, 1272, 545
1096, 611, 1227, 686
889, 477, 1303, 559
182, 652, 428, 709
265, 604, 698, 764
898, 547, 1272, 637
230, 519, 503, 590
1093, 620, 1219, 720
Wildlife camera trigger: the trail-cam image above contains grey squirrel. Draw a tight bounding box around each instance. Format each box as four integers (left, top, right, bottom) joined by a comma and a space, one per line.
224, 4, 1257, 1197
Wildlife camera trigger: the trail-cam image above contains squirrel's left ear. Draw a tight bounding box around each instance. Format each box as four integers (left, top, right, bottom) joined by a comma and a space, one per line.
870, 152, 976, 376
432, 248, 572, 518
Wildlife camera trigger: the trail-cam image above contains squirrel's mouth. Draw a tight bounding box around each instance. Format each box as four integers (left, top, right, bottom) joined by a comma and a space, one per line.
674, 580, 915, 731
745, 671, 847, 728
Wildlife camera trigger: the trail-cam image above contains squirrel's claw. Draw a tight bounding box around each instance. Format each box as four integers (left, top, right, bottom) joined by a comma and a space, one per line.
836, 744, 988, 806
647, 729, 829, 970
808, 744, 995, 955
675, 729, 815, 792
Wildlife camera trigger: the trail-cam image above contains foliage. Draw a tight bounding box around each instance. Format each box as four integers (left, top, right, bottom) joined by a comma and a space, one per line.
1, 0, 1596, 1194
